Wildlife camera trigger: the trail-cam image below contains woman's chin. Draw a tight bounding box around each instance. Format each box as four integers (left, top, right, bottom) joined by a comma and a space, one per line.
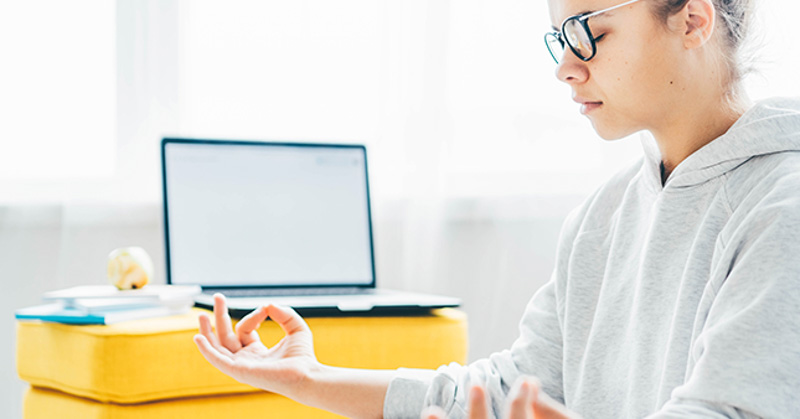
590, 120, 637, 141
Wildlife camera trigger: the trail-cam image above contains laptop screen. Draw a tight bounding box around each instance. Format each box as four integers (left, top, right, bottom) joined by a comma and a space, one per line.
162, 139, 376, 288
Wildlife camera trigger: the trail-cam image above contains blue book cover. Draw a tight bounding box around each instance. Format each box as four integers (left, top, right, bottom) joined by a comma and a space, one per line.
15, 303, 189, 325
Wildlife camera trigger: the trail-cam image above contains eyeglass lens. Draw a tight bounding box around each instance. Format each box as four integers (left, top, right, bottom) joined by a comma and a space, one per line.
545, 18, 594, 64
545, 33, 564, 63
564, 18, 593, 59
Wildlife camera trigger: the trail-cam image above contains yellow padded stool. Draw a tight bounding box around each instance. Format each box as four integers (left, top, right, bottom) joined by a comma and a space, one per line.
24, 387, 344, 419
17, 308, 468, 418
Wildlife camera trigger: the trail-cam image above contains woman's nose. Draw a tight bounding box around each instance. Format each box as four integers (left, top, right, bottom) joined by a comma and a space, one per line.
555, 49, 589, 85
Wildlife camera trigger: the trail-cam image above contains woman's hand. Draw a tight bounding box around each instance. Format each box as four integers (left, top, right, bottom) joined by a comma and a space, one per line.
422, 377, 580, 419
193, 293, 321, 399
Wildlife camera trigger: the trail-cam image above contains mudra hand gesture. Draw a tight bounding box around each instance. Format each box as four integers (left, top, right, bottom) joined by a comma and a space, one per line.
194, 294, 582, 418
422, 378, 580, 419
193, 293, 320, 398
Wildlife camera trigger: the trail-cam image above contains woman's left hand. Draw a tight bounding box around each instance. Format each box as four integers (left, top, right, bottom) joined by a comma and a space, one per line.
421, 377, 581, 419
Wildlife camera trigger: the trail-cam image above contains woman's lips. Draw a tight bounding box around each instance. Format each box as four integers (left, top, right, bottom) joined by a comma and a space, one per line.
580, 101, 603, 114
573, 96, 603, 115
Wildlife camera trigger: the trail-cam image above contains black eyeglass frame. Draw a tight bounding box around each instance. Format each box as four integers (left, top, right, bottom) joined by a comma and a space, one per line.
544, 16, 598, 64
544, 0, 643, 64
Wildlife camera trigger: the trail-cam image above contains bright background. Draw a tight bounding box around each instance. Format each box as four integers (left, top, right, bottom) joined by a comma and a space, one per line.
1, 0, 798, 416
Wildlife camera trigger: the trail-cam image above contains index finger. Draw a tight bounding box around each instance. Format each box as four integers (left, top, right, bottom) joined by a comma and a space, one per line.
506, 379, 532, 419
468, 385, 490, 419
235, 305, 269, 346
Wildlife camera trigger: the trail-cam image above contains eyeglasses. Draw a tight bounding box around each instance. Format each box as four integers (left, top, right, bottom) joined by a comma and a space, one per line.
544, 0, 642, 64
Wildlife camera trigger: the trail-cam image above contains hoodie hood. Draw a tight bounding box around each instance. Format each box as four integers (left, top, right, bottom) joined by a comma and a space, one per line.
640, 97, 800, 189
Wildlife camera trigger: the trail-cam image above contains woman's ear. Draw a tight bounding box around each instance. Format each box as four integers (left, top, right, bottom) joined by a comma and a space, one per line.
668, 0, 716, 49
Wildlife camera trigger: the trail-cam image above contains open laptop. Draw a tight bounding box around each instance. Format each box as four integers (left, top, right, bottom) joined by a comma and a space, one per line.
161, 138, 460, 316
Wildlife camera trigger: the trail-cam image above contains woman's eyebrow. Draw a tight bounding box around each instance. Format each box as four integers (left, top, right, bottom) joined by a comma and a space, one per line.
591, 11, 614, 19
552, 6, 616, 29
552, 9, 595, 29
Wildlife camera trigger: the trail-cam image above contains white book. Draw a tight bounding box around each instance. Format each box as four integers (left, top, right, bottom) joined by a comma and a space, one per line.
42, 285, 201, 305
70, 296, 196, 313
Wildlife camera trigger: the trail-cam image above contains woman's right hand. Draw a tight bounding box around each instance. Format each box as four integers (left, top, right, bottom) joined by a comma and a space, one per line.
422, 378, 579, 419
193, 293, 321, 398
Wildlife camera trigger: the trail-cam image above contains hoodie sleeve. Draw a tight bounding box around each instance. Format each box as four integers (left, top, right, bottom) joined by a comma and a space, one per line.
647, 177, 800, 418
382, 205, 587, 419
382, 276, 565, 419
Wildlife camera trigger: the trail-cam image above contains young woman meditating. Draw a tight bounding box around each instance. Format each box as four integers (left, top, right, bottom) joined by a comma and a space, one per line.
194, 0, 800, 417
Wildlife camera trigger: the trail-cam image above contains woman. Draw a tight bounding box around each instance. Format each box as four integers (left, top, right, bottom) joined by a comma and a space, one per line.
194, 0, 800, 417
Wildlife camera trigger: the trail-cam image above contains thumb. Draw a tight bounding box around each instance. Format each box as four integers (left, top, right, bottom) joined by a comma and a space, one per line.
266, 304, 312, 336
531, 382, 577, 419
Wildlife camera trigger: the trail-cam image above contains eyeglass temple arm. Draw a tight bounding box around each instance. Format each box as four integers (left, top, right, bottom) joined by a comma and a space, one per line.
580, 0, 642, 21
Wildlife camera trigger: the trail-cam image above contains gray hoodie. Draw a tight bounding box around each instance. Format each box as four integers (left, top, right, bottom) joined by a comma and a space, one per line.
384, 97, 800, 418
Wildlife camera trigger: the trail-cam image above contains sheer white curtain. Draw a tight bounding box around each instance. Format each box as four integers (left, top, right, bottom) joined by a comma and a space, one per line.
171, 0, 608, 360
0, 2, 115, 183
2, 0, 799, 416
167, 0, 800, 358
1, 2, 178, 416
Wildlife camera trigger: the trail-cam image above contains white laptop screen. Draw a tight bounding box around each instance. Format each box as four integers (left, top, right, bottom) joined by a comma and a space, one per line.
162, 140, 375, 287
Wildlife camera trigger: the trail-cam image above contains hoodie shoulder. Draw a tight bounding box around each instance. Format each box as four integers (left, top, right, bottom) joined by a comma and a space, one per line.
721, 97, 800, 210
723, 151, 800, 214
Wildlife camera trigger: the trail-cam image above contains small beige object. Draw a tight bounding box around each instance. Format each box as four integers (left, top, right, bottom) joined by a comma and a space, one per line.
107, 247, 154, 290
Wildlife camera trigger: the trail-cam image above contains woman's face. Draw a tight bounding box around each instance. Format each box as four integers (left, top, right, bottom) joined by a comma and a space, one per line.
548, 0, 687, 140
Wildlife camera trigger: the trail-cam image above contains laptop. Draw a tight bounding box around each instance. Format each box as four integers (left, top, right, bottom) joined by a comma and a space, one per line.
161, 138, 460, 317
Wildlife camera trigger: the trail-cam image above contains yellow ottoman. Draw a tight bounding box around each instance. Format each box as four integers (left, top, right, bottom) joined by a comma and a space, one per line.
17, 308, 468, 418
24, 387, 344, 419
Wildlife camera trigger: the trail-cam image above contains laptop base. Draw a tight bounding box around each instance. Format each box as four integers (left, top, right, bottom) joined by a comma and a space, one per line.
194, 302, 445, 318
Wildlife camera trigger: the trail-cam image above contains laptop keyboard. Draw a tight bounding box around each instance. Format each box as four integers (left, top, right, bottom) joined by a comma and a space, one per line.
208, 287, 375, 297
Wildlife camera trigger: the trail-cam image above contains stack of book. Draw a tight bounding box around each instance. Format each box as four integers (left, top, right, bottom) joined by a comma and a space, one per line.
15, 285, 202, 325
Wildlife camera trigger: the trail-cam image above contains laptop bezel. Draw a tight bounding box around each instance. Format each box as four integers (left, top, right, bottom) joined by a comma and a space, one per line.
160, 137, 379, 291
